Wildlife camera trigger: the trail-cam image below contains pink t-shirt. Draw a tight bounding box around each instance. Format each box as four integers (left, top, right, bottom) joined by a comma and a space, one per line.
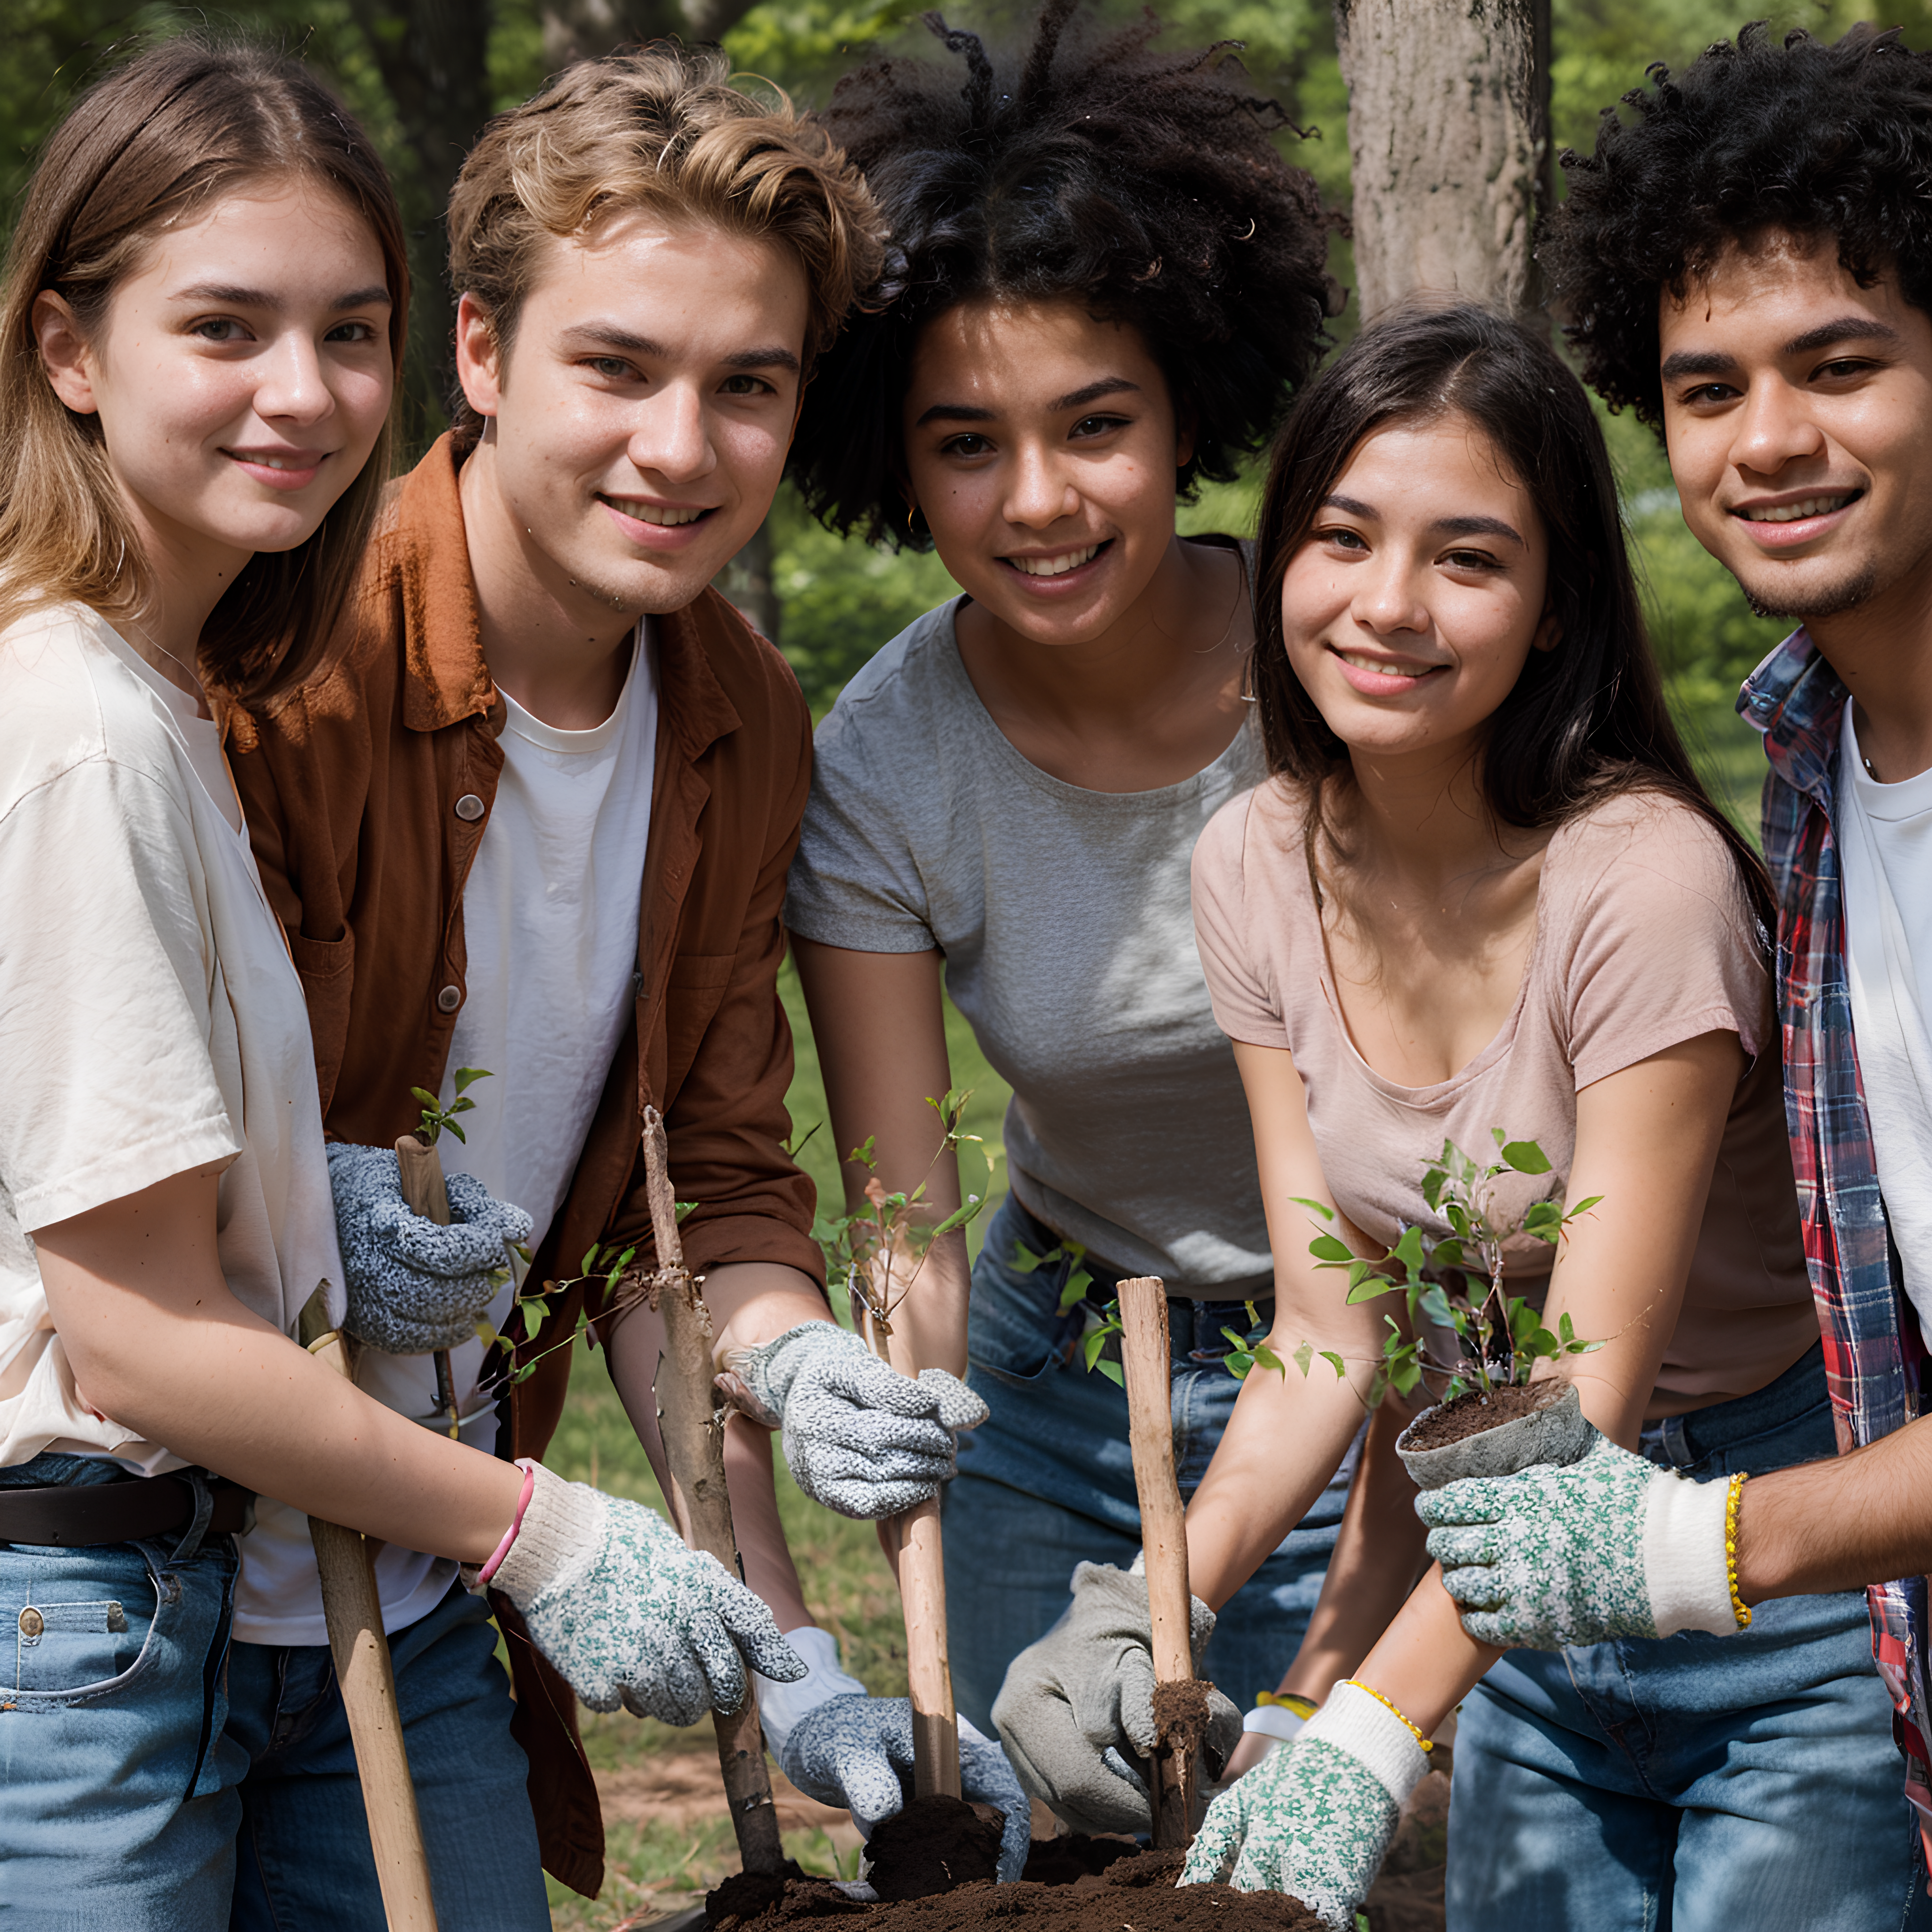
1191, 780, 1816, 1408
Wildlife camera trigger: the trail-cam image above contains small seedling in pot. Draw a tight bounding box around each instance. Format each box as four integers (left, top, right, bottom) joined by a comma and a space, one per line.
1289, 1132, 1602, 1411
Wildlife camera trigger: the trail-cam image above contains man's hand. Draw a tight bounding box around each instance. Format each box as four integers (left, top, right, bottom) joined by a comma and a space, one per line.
1416, 1431, 1739, 1649
990, 1561, 1241, 1835
326, 1144, 533, 1354
726, 1321, 986, 1520
1180, 1682, 1425, 1931
489, 1462, 806, 1723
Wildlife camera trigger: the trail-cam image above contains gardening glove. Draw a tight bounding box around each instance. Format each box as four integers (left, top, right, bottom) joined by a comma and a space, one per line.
487, 1460, 806, 1724
326, 1143, 533, 1354
1181, 1681, 1426, 1931
1415, 1427, 1741, 1649
990, 1560, 1242, 1835
724, 1321, 988, 1520
761, 1631, 1031, 1882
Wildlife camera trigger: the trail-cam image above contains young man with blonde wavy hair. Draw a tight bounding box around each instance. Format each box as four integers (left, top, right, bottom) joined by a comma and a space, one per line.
228, 46, 1023, 1913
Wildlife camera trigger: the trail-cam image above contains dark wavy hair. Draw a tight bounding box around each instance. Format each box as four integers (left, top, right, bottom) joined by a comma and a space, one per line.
789, 0, 1341, 547
1250, 303, 1773, 933
1542, 21, 1932, 430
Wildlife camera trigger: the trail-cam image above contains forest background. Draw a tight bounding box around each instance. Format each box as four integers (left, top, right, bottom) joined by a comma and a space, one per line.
1, 3, 1914, 1922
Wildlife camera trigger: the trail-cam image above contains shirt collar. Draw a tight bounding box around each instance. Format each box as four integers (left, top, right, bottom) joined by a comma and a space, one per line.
1737, 625, 1847, 809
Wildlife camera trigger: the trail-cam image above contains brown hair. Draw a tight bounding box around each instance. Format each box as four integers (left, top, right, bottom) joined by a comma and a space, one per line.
0, 36, 408, 699
446, 43, 885, 444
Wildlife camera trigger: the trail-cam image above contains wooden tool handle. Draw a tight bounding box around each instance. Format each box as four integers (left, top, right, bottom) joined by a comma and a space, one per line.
1117, 1275, 1199, 1848
641, 1108, 786, 1874
394, 1134, 460, 1440
299, 1291, 440, 1930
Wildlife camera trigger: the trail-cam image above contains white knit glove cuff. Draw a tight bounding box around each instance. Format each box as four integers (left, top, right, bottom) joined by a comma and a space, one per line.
756, 1626, 870, 1753
1302, 1682, 1428, 1809
1243, 1702, 1311, 1744
490, 1461, 605, 1612
1643, 1470, 1738, 1638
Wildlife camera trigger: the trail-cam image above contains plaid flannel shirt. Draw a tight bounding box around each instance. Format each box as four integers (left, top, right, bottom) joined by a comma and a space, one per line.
1740, 629, 1932, 1804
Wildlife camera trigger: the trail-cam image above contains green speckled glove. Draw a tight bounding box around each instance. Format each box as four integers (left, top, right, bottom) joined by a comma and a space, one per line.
1415, 1429, 1740, 1649
489, 1462, 806, 1724
1181, 1681, 1425, 1931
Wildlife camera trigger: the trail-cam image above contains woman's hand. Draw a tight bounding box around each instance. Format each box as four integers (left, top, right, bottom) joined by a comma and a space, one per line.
1181, 1681, 1428, 1931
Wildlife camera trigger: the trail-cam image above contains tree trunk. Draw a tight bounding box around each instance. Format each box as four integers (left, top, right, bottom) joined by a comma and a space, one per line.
1335, 0, 1553, 321
714, 517, 781, 645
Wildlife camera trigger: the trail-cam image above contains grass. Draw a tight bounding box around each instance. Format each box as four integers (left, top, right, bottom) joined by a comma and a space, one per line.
541, 960, 1011, 1926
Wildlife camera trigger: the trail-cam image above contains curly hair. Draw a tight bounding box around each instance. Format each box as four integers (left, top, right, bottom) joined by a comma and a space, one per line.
789, 0, 1341, 546
1542, 21, 1932, 429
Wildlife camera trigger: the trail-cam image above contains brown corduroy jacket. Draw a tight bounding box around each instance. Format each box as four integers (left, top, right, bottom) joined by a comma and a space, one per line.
226, 435, 824, 1898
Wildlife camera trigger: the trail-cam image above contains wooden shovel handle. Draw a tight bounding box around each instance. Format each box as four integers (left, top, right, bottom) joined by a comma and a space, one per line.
394, 1135, 460, 1440
1117, 1276, 1199, 1848
299, 1292, 439, 1930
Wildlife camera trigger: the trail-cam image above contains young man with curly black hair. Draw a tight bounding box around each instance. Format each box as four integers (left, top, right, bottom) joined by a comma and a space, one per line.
1414, 23, 1932, 1911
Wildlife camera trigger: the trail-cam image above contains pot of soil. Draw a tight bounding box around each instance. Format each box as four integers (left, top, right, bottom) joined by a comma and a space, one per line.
1394, 1380, 1590, 1491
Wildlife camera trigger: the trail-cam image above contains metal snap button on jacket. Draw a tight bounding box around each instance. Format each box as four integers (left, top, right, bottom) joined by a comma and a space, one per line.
436, 985, 462, 1013
455, 793, 485, 822
17, 1606, 43, 1640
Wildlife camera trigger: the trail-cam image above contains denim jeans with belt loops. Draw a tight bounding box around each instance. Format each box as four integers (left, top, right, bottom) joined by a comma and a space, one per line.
1448, 1342, 1932, 1932
942, 1194, 1356, 1731
0, 1453, 547, 1931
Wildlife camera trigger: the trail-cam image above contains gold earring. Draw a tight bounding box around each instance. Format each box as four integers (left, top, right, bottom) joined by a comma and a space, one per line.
905, 501, 918, 533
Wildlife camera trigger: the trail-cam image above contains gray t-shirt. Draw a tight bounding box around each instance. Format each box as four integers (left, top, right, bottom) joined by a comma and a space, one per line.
785, 595, 1272, 1292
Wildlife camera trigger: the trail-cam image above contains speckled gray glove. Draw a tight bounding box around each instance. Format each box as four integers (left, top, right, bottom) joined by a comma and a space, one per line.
1416, 1429, 1740, 1649
326, 1143, 533, 1354
990, 1560, 1242, 1835
727, 1321, 988, 1521
1181, 1682, 1426, 1931
489, 1461, 806, 1724
762, 1632, 1030, 1884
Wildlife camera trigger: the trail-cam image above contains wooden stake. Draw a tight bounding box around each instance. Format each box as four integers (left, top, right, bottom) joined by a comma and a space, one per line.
394, 1134, 461, 1440
1116, 1276, 1199, 1848
640, 1108, 787, 1875
299, 1290, 440, 1931
855, 1248, 960, 1801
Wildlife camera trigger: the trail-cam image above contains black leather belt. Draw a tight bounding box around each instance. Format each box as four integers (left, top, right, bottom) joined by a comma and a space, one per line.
0, 1472, 253, 1548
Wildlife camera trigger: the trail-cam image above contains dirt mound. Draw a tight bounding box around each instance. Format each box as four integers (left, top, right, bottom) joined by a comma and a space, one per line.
867, 1797, 1003, 1900
1403, 1379, 1563, 1449
705, 1848, 1325, 1931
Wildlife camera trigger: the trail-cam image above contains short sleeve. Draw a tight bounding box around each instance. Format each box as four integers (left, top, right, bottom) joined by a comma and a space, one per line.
1560, 798, 1771, 1090
0, 758, 239, 1228
1191, 790, 1290, 1049
783, 686, 940, 955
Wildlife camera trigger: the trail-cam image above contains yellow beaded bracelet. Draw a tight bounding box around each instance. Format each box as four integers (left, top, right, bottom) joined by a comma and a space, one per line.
1255, 1690, 1320, 1721
1725, 1471, 1752, 1630
1343, 1678, 1434, 1753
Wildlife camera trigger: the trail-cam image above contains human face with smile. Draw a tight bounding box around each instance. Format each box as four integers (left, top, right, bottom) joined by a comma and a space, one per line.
456, 213, 808, 628
1282, 412, 1558, 769
1658, 234, 1932, 628
34, 179, 393, 623
900, 298, 1192, 650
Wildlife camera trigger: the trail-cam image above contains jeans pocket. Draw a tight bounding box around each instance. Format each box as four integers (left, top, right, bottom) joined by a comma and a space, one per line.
2, 1546, 162, 1701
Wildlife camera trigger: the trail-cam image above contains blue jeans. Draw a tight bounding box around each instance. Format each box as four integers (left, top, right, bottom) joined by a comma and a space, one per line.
944, 1195, 1355, 1730
1449, 1344, 1932, 1932
0, 1455, 245, 1930
0, 1457, 547, 1930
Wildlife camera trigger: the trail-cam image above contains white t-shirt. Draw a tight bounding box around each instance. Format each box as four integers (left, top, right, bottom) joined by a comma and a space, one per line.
1837, 700, 1932, 1351
0, 603, 344, 1476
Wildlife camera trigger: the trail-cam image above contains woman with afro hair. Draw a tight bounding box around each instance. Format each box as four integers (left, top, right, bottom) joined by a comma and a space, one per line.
783, 0, 1362, 1822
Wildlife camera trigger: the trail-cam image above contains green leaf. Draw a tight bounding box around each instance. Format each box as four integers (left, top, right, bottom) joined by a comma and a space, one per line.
1346, 1274, 1399, 1304
441, 1119, 467, 1144
1500, 1139, 1552, 1175
1421, 1166, 1447, 1210
1390, 1354, 1424, 1396
1320, 1351, 1348, 1381
1558, 1311, 1577, 1346
1292, 1341, 1315, 1378
846, 1136, 877, 1169
1224, 1351, 1253, 1380
520, 1300, 544, 1340
474, 1319, 497, 1348
1419, 1285, 1455, 1331
410, 1087, 440, 1110
1566, 1194, 1605, 1219
1010, 1241, 1048, 1275
1095, 1359, 1125, 1387
448, 1094, 475, 1117
1082, 1330, 1108, 1371
581, 1247, 599, 1277
1245, 1300, 1263, 1328
1308, 1233, 1355, 1263
1391, 1224, 1426, 1274
1220, 1325, 1249, 1354
1252, 1342, 1284, 1376
1288, 1197, 1335, 1222
453, 1066, 492, 1094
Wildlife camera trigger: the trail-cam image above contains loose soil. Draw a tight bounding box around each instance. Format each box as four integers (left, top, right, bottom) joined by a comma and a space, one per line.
1402, 1379, 1565, 1450
704, 1849, 1326, 1931
1150, 1679, 1212, 1752
866, 1797, 1003, 1900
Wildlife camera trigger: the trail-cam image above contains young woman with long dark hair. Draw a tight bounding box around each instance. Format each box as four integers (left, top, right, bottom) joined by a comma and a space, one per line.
783, 0, 1351, 1820
0, 41, 798, 1925
1000, 304, 1918, 1929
